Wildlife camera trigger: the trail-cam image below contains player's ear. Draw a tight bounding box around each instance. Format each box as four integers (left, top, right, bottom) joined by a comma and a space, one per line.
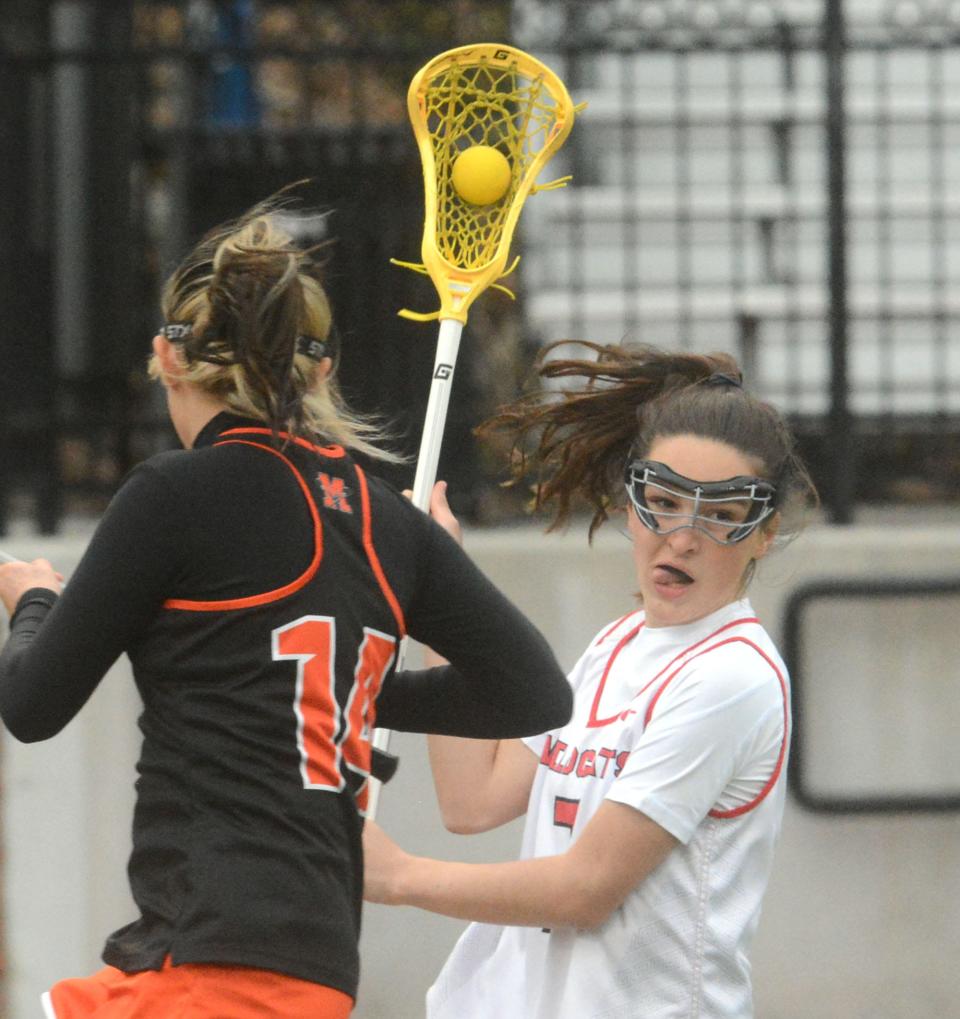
754, 513, 780, 560
315, 356, 334, 383
152, 334, 184, 388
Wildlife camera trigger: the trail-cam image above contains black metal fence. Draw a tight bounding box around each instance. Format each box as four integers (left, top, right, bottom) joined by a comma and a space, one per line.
513, 0, 960, 521
1, 0, 958, 534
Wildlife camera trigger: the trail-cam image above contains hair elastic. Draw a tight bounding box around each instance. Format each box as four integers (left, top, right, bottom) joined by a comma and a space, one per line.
704, 371, 742, 389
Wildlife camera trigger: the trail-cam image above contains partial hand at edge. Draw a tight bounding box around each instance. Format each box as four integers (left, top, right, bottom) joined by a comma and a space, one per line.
0, 559, 63, 617
404, 480, 463, 546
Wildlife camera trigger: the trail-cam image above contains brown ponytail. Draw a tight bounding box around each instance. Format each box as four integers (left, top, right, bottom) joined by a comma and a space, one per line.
480, 341, 816, 540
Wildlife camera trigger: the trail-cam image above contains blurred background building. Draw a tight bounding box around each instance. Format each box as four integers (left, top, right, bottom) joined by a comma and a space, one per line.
0, 2, 959, 1016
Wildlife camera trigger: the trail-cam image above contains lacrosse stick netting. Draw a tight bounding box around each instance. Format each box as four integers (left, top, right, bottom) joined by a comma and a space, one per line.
367, 44, 579, 819
397, 42, 579, 508
395, 43, 579, 326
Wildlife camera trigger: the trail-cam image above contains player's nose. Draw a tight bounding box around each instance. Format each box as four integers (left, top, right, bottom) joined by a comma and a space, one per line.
664, 520, 702, 554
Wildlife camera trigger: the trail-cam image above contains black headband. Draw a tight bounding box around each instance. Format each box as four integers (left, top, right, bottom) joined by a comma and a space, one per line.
159, 323, 333, 363
160, 323, 191, 342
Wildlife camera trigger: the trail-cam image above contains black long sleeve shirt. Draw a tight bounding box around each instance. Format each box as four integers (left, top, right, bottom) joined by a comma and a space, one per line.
0, 412, 571, 996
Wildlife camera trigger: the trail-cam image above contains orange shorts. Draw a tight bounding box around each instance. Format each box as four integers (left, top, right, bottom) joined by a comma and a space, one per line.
43, 957, 353, 1019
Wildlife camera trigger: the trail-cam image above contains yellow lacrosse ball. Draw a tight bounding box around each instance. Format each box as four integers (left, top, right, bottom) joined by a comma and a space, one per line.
451, 145, 512, 206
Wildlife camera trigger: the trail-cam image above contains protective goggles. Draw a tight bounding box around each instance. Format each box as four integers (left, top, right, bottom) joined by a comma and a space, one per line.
624, 459, 777, 545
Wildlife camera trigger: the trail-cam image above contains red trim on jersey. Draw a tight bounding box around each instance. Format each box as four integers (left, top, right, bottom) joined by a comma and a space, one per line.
597, 609, 643, 645
162, 440, 324, 611
219, 426, 346, 459
586, 622, 644, 727
641, 635, 789, 819
587, 615, 760, 729
635, 617, 760, 700
355, 465, 406, 636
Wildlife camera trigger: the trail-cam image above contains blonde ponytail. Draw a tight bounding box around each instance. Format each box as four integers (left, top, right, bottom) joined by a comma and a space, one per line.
151, 193, 403, 463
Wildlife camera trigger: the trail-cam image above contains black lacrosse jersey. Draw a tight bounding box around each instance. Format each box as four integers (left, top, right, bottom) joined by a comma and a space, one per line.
103, 420, 406, 993
0, 412, 571, 999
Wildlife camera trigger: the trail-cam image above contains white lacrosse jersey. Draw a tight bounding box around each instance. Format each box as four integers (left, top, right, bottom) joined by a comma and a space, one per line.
427, 598, 790, 1019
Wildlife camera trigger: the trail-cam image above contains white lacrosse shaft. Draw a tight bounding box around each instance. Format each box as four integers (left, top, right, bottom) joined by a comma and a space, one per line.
0, 549, 23, 565
408, 317, 465, 512
367, 316, 463, 820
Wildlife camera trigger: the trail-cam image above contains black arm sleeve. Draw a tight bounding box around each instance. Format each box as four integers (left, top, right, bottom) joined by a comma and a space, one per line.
374, 516, 573, 738
0, 464, 180, 742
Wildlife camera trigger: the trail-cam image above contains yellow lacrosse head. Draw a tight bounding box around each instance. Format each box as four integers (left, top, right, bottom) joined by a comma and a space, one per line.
397, 43, 579, 324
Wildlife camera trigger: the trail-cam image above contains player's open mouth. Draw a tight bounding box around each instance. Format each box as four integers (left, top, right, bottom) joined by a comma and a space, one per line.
653, 564, 694, 586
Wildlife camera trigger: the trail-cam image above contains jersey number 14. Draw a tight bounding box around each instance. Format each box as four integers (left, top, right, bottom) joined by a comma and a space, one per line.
272, 615, 397, 811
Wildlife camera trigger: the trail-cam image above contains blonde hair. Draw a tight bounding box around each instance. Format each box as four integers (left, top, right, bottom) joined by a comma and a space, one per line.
150, 192, 402, 462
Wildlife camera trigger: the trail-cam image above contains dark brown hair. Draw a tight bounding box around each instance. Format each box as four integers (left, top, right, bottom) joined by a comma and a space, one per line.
480, 341, 817, 540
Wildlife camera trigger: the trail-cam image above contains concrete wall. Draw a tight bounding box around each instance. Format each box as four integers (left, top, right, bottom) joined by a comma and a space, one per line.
3, 516, 960, 1017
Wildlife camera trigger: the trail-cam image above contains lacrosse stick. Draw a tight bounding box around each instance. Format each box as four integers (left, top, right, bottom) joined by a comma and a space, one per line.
0, 549, 22, 565
367, 43, 580, 818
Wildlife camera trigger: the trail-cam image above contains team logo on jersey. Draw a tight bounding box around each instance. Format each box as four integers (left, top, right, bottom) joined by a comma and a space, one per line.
540, 735, 631, 780
553, 796, 579, 831
316, 472, 353, 513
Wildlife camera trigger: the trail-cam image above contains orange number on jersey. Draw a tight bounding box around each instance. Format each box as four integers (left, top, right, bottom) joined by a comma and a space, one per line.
273, 616, 396, 810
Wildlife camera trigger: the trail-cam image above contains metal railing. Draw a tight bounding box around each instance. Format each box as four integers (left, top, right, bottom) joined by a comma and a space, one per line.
514, 0, 960, 522
0, 2, 517, 531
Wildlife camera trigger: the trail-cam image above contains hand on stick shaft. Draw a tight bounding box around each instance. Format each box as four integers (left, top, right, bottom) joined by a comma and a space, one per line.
405, 480, 463, 547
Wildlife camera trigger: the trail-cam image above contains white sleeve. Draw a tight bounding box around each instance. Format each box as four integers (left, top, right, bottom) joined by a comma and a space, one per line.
605, 643, 788, 844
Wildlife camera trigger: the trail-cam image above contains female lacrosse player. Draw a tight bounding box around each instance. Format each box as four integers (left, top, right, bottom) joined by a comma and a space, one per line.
363, 342, 816, 1019
0, 197, 571, 1019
